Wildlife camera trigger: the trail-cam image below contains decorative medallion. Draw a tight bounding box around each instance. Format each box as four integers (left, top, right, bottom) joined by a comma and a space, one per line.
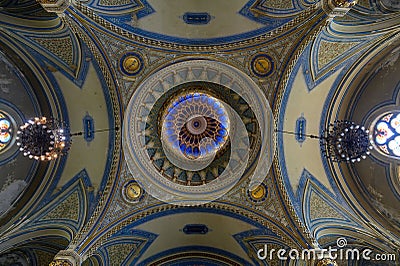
161, 92, 230, 160
0, 111, 13, 153
247, 183, 268, 203
250, 54, 274, 78
122, 180, 143, 203
119, 52, 143, 76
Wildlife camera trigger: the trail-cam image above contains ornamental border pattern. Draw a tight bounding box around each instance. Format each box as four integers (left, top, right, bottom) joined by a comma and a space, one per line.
84, 202, 302, 257
60, 16, 122, 253
72, 2, 320, 52
272, 11, 328, 248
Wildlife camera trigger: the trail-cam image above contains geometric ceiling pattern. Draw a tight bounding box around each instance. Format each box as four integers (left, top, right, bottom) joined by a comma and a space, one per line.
0, 0, 399, 265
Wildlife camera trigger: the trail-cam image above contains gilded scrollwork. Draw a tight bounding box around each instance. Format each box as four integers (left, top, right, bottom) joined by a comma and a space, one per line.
48, 259, 73, 266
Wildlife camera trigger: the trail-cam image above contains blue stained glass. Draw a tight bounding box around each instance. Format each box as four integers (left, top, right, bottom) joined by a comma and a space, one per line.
186, 146, 193, 155
180, 144, 187, 153
218, 129, 227, 136
373, 112, 400, 158
166, 129, 175, 136
219, 116, 228, 122
162, 92, 230, 159
215, 136, 223, 144
217, 108, 225, 115
168, 135, 177, 142
0, 114, 12, 152
193, 147, 200, 156
165, 122, 174, 127
206, 144, 213, 153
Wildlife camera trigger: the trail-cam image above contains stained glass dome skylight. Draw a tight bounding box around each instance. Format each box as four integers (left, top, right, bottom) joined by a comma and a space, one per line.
373, 112, 400, 157
161, 92, 229, 160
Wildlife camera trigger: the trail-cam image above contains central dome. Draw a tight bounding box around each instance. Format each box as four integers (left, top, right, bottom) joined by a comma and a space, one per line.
161, 93, 229, 160
123, 60, 274, 205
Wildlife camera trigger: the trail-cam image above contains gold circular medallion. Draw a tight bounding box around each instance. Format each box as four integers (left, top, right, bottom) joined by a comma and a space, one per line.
126, 183, 142, 200
250, 185, 266, 200
253, 57, 272, 76
123, 56, 141, 74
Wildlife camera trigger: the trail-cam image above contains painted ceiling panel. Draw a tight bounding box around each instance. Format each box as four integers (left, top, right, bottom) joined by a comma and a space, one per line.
0, 0, 399, 265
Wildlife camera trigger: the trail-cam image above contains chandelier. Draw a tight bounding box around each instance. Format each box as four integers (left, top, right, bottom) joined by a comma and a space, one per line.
279, 120, 372, 163
16, 116, 119, 161
16, 117, 70, 161
320, 120, 372, 163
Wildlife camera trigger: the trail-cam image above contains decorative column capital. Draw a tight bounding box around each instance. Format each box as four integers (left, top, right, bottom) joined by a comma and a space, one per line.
322, 0, 358, 19
49, 250, 81, 266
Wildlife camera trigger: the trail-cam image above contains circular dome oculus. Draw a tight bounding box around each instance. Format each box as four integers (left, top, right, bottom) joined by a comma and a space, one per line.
161, 93, 229, 160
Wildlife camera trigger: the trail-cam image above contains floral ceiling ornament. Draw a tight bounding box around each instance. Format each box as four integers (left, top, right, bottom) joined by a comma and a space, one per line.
161, 92, 230, 160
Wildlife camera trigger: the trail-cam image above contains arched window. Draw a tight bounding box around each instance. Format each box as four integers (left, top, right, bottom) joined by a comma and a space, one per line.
0, 112, 12, 153
373, 112, 400, 157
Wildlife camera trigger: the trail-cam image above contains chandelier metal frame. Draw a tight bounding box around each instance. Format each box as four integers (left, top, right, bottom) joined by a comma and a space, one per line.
278, 120, 373, 163
16, 116, 118, 161
16, 117, 71, 161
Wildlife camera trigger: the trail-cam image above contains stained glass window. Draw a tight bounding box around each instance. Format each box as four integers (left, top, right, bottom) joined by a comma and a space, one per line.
373, 112, 400, 157
0, 112, 12, 152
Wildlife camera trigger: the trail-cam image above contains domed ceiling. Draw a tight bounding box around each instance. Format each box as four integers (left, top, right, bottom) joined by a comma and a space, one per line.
0, 0, 399, 265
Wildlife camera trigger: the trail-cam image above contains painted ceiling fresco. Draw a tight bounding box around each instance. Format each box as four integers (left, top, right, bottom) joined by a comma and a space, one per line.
0, 0, 399, 265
